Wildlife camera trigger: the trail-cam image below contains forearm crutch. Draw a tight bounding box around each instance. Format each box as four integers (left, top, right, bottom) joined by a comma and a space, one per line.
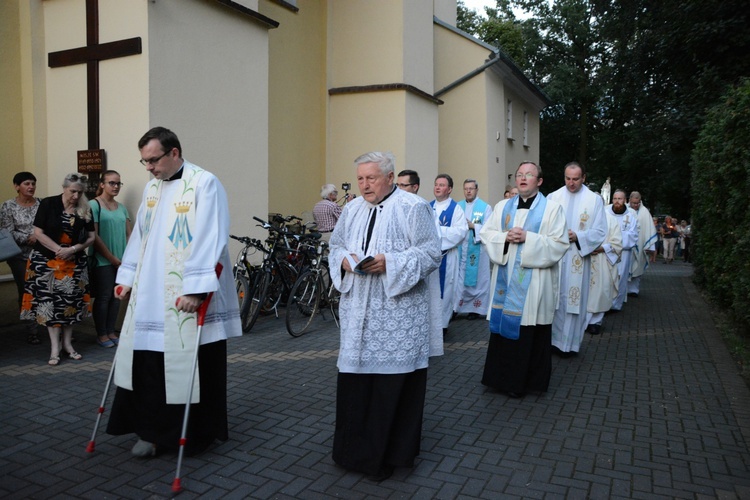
172, 263, 223, 493
86, 285, 128, 454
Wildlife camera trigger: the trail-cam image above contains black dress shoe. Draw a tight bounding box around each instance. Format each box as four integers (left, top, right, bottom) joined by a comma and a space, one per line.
466, 313, 480, 321
627, 292, 639, 298
587, 324, 601, 335
367, 465, 394, 482
506, 391, 525, 398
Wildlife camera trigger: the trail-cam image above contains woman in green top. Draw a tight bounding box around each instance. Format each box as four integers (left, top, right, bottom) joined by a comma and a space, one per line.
90, 170, 132, 347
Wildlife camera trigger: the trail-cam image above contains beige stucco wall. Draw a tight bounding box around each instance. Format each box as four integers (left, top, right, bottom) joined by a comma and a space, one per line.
434, 24, 497, 203
147, 0, 270, 249
43, 0, 148, 215
1, 1, 27, 203
259, 0, 327, 221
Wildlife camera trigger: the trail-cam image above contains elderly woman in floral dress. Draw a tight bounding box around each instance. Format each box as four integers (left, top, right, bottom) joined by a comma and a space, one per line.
21, 173, 95, 366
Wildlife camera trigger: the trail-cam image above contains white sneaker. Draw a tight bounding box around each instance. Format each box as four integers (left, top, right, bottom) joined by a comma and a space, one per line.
131, 439, 156, 457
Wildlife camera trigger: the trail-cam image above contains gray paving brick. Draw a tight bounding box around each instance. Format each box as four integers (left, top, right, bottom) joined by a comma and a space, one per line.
3, 263, 750, 498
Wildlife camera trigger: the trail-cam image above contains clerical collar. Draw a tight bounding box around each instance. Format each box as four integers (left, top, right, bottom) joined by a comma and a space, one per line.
371, 185, 397, 207
165, 164, 185, 182
517, 193, 537, 209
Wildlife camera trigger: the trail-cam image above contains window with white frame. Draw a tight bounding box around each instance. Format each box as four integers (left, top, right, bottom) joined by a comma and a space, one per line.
506, 100, 513, 140
523, 110, 529, 146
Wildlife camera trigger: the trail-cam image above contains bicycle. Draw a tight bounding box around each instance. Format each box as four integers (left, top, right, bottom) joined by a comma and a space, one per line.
285, 238, 341, 337
244, 216, 320, 332
230, 234, 266, 333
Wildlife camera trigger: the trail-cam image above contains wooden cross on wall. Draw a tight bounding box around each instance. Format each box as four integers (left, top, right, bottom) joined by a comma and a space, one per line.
48, 0, 142, 150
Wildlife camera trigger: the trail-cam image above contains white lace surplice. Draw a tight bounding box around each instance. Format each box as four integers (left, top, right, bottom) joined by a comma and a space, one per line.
330, 188, 443, 374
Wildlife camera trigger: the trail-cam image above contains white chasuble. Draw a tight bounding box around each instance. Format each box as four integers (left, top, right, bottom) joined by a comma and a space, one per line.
588, 210, 622, 313
479, 197, 569, 326
115, 162, 241, 403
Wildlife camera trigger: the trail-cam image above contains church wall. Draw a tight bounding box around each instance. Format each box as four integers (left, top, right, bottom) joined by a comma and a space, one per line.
404, 96, 440, 200
147, 0, 270, 249
0, 0, 26, 203
42, 0, 149, 218
433, 24, 497, 204
19, 0, 48, 198
259, 0, 328, 222
403, 0, 435, 93
433, 0, 458, 26
328, 92, 408, 190
329, 0, 407, 87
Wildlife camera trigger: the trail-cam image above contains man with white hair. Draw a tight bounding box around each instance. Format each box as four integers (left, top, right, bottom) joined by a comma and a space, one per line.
313, 184, 343, 242
329, 151, 442, 480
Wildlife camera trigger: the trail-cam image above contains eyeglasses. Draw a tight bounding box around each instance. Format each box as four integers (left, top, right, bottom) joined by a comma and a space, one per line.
515, 173, 538, 180
397, 183, 415, 188
106, 181, 124, 187
67, 174, 88, 183
140, 151, 170, 166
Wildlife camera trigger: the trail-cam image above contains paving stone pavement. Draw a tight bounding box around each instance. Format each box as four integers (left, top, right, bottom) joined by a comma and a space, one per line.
2, 261, 750, 499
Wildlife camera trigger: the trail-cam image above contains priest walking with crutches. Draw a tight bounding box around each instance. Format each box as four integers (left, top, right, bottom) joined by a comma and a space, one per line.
106, 126, 242, 458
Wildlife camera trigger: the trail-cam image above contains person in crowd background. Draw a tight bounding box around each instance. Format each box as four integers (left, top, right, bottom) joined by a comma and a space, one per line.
89, 170, 132, 348
1, 172, 41, 344
313, 184, 344, 242
607, 189, 639, 311
627, 192, 657, 297
548, 162, 607, 357
107, 126, 242, 457
585, 203, 622, 336
329, 151, 442, 481
21, 173, 95, 365
679, 219, 691, 263
455, 179, 492, 320
479, 161, 568, 397
661, 215, 678, 264
430, 174, 468, 336
396, 169, 420, 194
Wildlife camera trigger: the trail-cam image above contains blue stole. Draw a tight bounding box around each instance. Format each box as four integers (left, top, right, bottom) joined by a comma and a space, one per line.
489, 194, 547, 339
458, 198, 488, 287
430, 199, 457, 298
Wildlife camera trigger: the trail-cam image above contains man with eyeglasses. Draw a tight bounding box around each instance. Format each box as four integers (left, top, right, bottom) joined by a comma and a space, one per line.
455, 179, 493, 320
107, 126, 242, 458
547, 161, 608, 357
396, 169, 420, 194
479, 161, 568, 397
431, 174, 468, 337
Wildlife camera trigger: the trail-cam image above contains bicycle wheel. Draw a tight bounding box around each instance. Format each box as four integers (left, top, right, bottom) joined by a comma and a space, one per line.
242, 270, 270, 333
286, 271, 321, 337
234, 270, 250, 313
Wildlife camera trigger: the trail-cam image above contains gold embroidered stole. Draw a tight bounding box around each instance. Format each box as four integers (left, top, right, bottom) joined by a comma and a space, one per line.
115, 165, 205, 404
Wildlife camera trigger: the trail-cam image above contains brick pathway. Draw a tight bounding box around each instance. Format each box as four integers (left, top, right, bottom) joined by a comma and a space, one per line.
2, 262, 750, 498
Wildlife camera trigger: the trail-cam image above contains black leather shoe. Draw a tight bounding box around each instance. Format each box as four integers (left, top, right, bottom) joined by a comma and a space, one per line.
587, 324, 601, 335
367, 465, 394, 482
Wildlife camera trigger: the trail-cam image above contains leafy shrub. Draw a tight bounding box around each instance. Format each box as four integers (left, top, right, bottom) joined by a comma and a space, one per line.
691, 78, 750, 328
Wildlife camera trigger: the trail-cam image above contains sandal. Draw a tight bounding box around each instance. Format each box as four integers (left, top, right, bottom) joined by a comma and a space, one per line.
97, 337, 115, 348
67, 351, 82, 361
27, 332, 41, 345
48, 356, 60, 366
